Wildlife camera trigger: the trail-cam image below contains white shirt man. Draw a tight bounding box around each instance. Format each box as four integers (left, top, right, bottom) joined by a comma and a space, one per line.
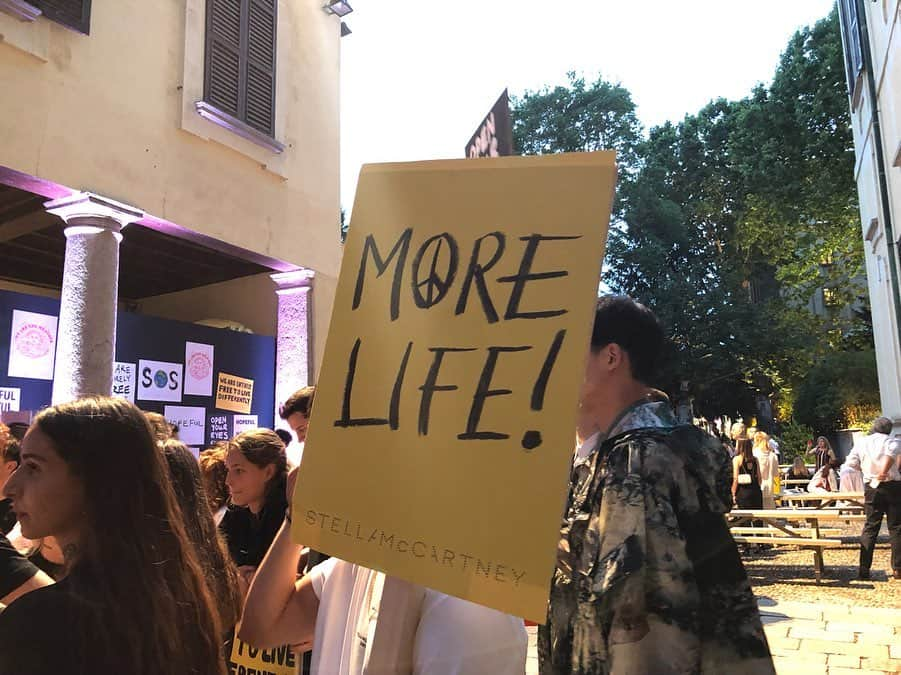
845, 431, 901, 483
846, 417, 901, 581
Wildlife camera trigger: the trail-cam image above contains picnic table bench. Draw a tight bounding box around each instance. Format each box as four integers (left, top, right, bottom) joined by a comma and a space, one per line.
781, 478, 811, 487
777, 491, 866, 509
728, 508, 864, 580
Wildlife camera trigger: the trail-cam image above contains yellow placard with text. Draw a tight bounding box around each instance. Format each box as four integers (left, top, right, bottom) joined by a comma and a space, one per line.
227, 635, 296, 675
216, 372, 254, 414
292, 153, 616, 622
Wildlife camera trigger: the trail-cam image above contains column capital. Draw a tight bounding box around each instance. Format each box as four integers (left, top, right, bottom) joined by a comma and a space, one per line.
45, 192, 144, 231
271, 268, 315, 294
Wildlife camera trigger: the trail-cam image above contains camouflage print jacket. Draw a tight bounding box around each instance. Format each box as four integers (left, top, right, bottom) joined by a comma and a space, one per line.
539, 401, 775, 675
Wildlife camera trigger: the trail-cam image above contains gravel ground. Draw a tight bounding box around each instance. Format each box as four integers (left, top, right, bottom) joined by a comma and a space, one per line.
738, 522, 900, 608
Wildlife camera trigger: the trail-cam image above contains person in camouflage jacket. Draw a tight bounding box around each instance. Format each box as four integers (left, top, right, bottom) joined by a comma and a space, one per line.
538, 296, 774, 674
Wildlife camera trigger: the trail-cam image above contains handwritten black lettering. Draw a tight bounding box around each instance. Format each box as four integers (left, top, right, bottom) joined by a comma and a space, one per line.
498, 234, 581, 319
455, 232, 506, 322
418, 347, 476, 436
352, 227, 413, 321
411, 233, 459, 308
458, 345, 531, 441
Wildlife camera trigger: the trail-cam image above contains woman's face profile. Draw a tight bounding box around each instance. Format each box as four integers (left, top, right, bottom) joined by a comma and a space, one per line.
6, 427, 86, 543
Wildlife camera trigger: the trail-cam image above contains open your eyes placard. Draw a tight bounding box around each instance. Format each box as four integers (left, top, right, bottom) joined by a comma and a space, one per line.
292, 152, 616, 622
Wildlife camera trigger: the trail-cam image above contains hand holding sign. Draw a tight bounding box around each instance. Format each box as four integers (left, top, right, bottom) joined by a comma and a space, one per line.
292, 152, 615, 622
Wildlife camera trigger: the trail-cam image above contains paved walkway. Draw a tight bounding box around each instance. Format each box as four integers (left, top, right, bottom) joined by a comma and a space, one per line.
525, 599, 901, 674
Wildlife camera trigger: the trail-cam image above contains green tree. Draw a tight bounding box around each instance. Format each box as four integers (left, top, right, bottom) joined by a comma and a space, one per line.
794, 350, 881, 433
512, 72, 643, 185
509, 9, 874, 422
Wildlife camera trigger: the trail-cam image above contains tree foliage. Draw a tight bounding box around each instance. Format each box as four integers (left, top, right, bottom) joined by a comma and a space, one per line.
509, 8, 874, 423
793, 350, 881, 432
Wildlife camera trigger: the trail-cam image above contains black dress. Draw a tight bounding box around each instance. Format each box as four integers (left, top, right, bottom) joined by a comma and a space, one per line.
219, 488, 288, 567
735, 457, 763, 509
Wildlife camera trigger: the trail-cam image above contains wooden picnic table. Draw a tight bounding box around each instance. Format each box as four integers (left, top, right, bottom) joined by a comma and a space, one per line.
728, 508, 863, 580
781, 478, 811, 486
778, 491, 866, 509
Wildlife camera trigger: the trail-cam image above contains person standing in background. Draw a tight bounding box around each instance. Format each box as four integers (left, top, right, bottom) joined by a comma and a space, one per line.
812, 436, 836, 472
753, 431, 779, 509
844, 417, 901, 580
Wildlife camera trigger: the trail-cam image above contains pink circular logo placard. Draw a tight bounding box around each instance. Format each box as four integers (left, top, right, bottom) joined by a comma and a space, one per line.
15, 323, 53, 359
188, 352, 212, 380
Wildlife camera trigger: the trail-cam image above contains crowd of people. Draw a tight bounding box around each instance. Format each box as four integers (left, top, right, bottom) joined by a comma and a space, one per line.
722, 416, 901, 580
21, 297, 901, 673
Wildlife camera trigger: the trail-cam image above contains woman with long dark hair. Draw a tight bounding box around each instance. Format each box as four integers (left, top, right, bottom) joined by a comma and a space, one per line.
0, 396, 227, 674
732, 438, 763, 510
220, 429, 288, 583
161, 439, 242, 631
813, 436, 836, 472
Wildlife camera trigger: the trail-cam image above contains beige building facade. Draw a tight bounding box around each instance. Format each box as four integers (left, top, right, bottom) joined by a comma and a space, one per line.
838, 0, 901, 423
0, 0, 344, 422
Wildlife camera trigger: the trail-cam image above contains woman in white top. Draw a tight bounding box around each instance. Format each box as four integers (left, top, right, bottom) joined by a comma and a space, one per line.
753, 431, 780, 509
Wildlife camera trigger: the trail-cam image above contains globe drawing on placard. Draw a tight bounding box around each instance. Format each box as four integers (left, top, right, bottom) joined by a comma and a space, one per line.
154, 370, 169, 388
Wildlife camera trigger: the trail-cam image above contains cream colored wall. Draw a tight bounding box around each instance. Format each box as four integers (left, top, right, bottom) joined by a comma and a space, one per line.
310, 271, 338, 379
848, 0, 901, 421
0, 0, 342, 279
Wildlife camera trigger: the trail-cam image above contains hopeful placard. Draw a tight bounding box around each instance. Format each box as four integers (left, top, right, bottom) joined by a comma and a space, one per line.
233, 414, 258, 436
228, 635, 296, 675
112, 362, 136, 403
0, 387, 20, 412
138, 360, 183, 402
215, 372, 253, 414
184, 342, 214, 396
164, 406, 206, 447
292, 153, 615, 622
7, 310, 57, 380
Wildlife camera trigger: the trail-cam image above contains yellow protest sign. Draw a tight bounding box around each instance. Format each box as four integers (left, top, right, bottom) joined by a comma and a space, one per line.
292, 152, 615, 622
216, 372, 254, 414
227, 635, 296, 675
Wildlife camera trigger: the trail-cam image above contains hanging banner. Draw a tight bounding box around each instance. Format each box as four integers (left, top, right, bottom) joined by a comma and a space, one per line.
138, 359, 183, 403
465, 89, 514, 158
111, 362, 137, 403
228, 635, 296, 675
292, 152, 616, 622
233, 414, 258, 436
7, 309, 57, 380
215, 372, 254, 414
184, 342, 215, 396
209, 414, 230, 443
0, 387, 20, 412
163, 405, 206, 447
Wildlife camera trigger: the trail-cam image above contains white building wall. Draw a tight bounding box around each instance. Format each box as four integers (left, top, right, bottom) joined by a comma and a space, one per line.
846, 0, 901, 422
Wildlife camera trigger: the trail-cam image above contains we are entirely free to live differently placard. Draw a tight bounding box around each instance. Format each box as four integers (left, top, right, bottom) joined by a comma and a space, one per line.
292, 153, 616, 622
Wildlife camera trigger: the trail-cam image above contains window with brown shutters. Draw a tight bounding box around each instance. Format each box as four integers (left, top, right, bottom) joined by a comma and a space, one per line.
204, 0, 277, 138
31, 0, 91, 34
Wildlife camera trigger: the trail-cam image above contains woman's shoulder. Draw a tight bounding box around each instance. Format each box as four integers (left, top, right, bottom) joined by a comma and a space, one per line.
0, 581, 73, 640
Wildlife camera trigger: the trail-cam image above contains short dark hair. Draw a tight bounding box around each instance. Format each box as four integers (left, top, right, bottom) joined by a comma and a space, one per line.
7, 423, 28, 441
275, 428, 292, 446
871, 416, 893, 435
591, 295, 664, 383
3, 438, 20, 467
279, 385, 315, 420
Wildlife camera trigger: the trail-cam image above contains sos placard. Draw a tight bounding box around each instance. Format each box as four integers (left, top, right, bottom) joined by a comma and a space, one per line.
138, 359, 183, 402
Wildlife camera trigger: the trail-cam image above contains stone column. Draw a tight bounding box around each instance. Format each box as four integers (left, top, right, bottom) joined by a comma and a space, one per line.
271, 269, 315, 428
45, 193, 143, 404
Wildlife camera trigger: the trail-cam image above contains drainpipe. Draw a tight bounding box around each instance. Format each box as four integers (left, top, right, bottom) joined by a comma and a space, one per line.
855, 0, 901, 356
